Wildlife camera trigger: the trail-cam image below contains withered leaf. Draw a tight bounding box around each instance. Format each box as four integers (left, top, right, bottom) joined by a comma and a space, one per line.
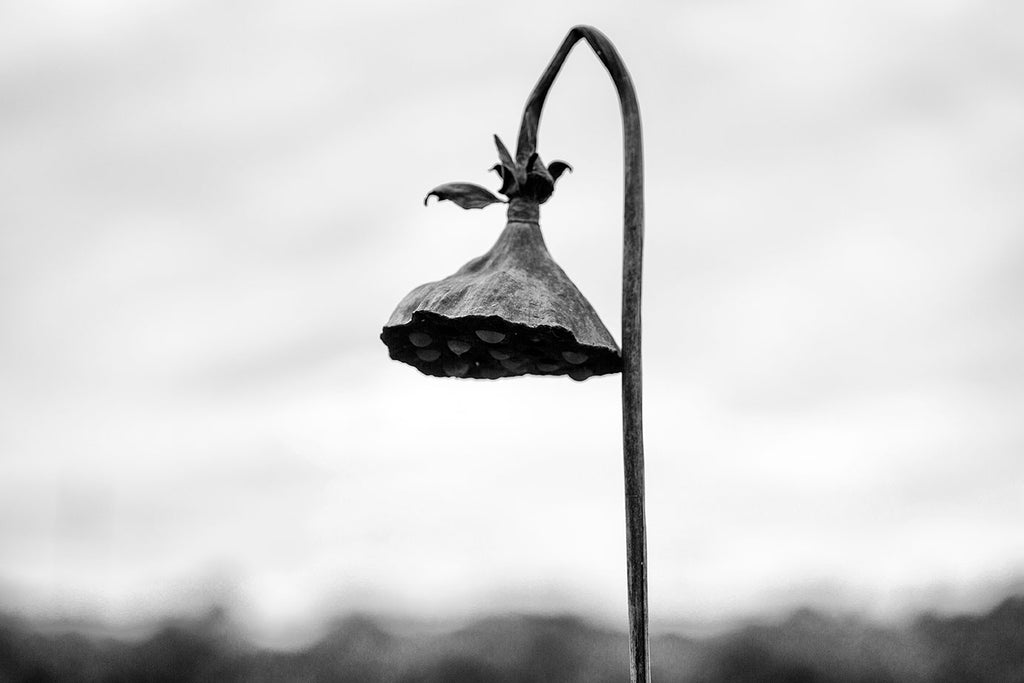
424, 183, 504, 209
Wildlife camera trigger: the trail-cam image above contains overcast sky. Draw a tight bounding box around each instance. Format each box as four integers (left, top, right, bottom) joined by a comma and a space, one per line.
1, 0, 1022, 643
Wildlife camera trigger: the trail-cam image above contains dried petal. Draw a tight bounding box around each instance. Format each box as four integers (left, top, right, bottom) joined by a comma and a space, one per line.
424, 183, 503, 209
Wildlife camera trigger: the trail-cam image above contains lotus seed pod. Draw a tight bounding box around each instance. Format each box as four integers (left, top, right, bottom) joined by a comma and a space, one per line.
447, 339, 472, 355
408, 332, 432, 348
381, 199, 621, 380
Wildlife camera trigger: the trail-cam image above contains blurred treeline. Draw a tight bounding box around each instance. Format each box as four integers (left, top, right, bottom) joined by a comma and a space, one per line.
1, 596, 1022, 682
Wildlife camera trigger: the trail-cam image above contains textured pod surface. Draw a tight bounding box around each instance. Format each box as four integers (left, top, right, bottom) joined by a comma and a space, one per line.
381, 204, 621, 380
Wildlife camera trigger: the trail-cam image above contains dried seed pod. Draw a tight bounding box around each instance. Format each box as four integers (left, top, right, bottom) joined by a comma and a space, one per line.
381, 198, 621, 380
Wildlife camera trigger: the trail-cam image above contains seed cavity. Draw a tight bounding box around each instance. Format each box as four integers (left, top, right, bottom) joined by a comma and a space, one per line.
500, 358, 525, 371
447, 339, 472, 355
408, 332, 432, 348
537, 362, 561, 372
444, 360, 470, 377
488, 349, 511, 360
416, 349, 441, 362
479, 366, 503, 379
475, 330, 506, 344
569, 367, 593, 381
562, 351, 588, 365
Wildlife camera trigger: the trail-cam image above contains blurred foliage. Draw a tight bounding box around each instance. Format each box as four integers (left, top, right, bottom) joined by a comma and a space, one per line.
1, 597, 1022, 682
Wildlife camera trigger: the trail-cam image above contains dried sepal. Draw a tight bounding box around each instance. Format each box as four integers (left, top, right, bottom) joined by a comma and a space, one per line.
493, 135, 516, 174
524, 152, 556, 203
548, 161, 573, 183
493, 135, 525, 186
489, 163, 519, 197
424, 183, 504, 210
428, 137, 570, 208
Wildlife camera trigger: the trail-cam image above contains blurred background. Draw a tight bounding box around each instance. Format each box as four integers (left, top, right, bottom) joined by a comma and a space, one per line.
1, 0, 1023, 679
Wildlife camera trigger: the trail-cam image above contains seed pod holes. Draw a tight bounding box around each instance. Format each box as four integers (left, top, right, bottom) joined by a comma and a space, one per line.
562, 351, 588, 365
475, 330, 506, 344
447, 340, 472, 355
408, 332, 432, 348
444, 360, 470, 377
569, 367, 593, 381
416, 349, 441, 362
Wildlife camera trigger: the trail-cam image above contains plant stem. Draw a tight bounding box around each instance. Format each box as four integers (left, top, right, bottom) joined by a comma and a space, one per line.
516, 26, 648, 683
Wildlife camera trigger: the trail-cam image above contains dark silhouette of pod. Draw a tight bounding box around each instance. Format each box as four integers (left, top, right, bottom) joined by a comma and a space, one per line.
381, 201, 620, 381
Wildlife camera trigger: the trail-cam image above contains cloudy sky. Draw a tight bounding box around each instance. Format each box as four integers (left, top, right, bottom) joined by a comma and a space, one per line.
1, 0, 1022, 643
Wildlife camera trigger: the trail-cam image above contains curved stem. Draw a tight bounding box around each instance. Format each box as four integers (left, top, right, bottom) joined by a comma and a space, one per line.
517, 26, 648, 683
